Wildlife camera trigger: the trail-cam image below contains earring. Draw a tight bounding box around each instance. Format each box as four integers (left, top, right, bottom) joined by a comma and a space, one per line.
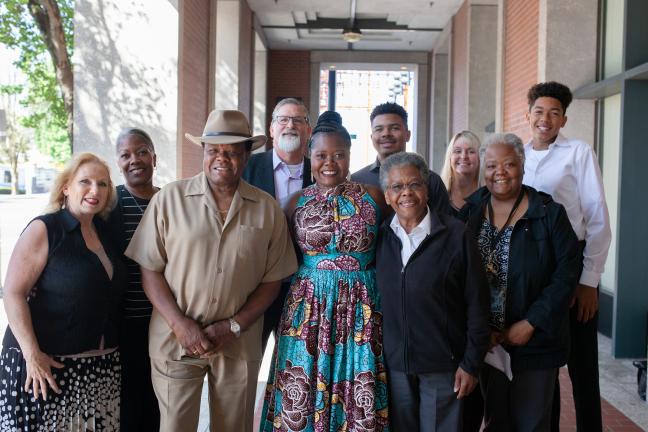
62, 195, 68, 209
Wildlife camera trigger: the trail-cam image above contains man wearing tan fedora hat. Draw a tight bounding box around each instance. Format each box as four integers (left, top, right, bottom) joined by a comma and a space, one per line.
125, 109, 297, 432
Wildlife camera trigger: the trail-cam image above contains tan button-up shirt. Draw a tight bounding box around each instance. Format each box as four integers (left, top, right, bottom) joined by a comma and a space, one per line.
125, 172, 297, 361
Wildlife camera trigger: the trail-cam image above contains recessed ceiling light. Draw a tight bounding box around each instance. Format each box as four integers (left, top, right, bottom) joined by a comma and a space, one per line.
400, 66, 408, 70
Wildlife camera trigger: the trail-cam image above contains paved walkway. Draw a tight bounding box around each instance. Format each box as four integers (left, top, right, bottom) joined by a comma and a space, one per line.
1, 194, 646, 431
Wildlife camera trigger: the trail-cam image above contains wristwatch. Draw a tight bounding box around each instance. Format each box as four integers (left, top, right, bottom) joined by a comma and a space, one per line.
229, 317, 241, 338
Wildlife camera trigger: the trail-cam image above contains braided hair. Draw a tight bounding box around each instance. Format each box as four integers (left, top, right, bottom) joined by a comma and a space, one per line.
308, 111, 352, 149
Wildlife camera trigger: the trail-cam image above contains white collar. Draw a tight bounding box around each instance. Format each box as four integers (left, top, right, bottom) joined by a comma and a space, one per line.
390, 206, 432, 237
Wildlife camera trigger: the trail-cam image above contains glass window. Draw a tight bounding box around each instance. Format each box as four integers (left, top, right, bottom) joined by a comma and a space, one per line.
599, 94, 621, 294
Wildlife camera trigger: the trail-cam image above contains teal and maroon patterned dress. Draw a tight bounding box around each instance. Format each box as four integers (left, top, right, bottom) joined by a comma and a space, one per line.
260, 182, 390, 432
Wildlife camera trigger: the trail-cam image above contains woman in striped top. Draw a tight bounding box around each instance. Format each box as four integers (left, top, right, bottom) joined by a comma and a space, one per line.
109, 128, 160, 431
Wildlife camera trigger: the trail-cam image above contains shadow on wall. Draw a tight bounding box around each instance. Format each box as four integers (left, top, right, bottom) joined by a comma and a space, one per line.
74, 0, 176, 184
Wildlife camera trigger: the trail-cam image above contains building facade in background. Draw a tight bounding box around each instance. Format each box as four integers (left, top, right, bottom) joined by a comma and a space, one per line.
73, 0, 647, 358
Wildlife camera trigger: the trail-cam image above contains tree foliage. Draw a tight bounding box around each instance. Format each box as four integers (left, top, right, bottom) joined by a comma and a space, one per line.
0, 86, 30, 194
0, 0, 73, 163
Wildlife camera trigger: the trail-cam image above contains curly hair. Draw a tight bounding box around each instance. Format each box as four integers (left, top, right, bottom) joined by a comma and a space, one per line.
369, 102, 408, 126
527, 81, 573, 114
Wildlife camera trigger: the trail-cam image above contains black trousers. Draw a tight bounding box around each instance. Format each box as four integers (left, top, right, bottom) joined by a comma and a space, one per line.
120, 317, 160, 432
389, 370, 463, 432
551, 307, 602, 432
462, 384, 484, 432
551, 241, 602, 432
261, 280, 291, 352
482, 364, 557, 432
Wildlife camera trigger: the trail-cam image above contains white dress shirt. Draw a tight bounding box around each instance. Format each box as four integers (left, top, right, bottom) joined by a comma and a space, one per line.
523, 133, 611, 287
272, 149, 304, 208
390, 207, 432, 266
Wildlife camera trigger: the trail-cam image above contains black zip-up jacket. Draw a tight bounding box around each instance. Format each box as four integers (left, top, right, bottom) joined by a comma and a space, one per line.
376, 210, 490, 376
460, 185, 580, 371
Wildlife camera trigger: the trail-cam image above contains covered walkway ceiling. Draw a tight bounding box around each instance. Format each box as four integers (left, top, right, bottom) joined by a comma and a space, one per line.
248, 0, 464, 51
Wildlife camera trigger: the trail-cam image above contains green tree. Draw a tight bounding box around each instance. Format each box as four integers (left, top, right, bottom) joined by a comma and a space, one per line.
0, 85, 30, 194
0, 0, 73, 162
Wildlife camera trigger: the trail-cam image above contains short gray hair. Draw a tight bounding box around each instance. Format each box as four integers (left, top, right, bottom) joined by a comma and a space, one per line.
115, 127, 155, 153
480, 133, 525, 166
379, 152, 430, 191
271, 98, 310, 124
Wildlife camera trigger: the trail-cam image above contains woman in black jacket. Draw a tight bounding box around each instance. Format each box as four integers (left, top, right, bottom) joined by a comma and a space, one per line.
376, 151, 490, 432
459, 133, 580, 431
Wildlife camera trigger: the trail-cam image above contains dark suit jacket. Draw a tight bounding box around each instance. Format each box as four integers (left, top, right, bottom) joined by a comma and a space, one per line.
242, 150, 313, 198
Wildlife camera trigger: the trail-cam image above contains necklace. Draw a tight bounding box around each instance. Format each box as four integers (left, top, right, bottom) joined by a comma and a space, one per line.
485, 189, 525, 274
123, 186, 146, 214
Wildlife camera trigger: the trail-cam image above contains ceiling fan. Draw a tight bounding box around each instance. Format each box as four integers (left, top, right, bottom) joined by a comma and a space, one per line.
263, 0, 442, 44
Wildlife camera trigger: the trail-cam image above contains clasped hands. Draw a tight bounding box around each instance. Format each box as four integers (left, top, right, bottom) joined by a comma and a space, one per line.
174, 317, 236, 358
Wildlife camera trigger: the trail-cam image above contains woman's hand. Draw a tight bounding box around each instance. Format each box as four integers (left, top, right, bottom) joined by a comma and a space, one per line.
23, 350, 64, 401
454, 367, 478, 399
503, 320, 535, 346
488, 331, 504, 351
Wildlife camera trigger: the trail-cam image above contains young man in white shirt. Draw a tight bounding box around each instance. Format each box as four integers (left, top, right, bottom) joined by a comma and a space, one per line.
522, 81, 611, 432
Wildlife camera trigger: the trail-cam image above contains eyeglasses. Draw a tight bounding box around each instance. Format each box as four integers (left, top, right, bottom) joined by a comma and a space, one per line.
274, 115, 309, 126
388, 181, 425, 193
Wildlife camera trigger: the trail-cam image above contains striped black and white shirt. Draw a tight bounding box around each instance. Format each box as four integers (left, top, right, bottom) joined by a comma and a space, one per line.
111, 184, 155, 320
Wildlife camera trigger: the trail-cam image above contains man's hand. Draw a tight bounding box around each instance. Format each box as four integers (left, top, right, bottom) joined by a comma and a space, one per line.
202, 320, 237, 357
503, 320, 534, 346
570, 283, 598, 323
454, 367, 478, 399
172, 317, 214, 357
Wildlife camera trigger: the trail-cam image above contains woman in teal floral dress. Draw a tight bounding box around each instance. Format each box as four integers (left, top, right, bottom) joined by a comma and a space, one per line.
260, 112, 390, 432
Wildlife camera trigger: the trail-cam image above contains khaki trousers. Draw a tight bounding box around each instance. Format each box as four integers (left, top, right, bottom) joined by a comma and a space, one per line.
150, 354, 260, 432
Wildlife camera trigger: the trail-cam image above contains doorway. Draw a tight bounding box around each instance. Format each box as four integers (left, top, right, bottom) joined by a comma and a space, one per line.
319, 64, 417, 173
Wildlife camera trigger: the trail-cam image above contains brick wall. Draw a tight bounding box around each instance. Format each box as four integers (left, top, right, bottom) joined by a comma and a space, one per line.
266, 50, 311, 149
178, 0, 211, 178
451, 1, 469, 134
502, 0, 538, 141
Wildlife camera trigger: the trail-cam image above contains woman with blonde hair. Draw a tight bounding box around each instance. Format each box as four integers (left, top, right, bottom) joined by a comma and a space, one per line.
440, 130, 481, 216
441, 130, 483, 431
0, 152, 125, 431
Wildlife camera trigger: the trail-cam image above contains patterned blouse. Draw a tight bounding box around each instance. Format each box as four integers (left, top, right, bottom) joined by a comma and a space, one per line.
477, 219, 514, 330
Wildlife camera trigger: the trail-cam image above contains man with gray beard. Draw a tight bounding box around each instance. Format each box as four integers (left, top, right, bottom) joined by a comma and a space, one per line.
242, 97, 313, 349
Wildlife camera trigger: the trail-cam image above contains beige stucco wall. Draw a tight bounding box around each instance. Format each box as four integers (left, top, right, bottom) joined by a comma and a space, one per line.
73, 0, 179, 185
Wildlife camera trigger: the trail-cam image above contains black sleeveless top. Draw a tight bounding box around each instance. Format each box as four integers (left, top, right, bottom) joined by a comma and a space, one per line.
2, 209, 126, 355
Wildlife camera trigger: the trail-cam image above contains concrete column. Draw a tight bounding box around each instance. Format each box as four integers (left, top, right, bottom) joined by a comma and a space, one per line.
237, 0, 254, 119
416, 62, 430, 160
538, 0, 598, 144
430, 52, 449, 172
74, 0, 179, 184
253, 34, 267, 137
467, 3, 498, 137
447, 1, 497, 142
215, 0, 240, 111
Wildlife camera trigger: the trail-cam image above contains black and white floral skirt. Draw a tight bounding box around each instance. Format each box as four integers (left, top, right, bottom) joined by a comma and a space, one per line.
0, 348, 120, 431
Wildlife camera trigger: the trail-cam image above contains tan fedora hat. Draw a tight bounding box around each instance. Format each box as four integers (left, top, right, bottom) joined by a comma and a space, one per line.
184, 109, 266, 150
